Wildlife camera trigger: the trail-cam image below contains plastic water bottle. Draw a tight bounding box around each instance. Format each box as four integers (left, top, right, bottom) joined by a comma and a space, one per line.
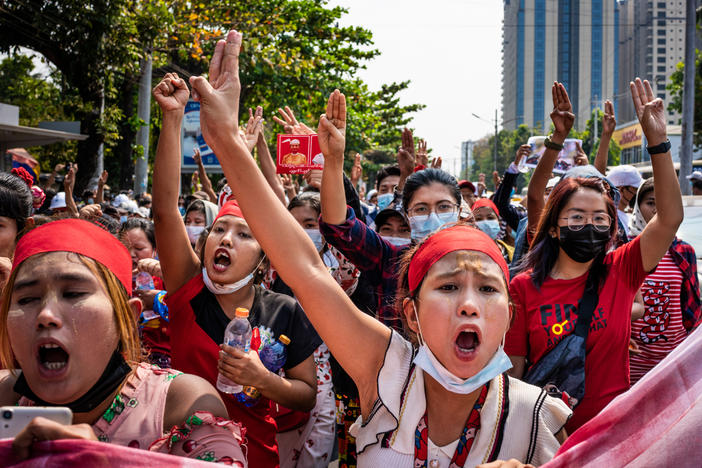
135, 271, 155, 290
237, 335, 290, 406
217, 308, 252, 394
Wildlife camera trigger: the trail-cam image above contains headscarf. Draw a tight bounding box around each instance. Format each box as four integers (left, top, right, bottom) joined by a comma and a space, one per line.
186, 199, 220, 226
628, 178, 653, 237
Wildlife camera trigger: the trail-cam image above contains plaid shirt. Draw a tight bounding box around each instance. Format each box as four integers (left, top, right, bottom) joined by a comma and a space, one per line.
670, 237, 701, 333
319, 207, 408, 332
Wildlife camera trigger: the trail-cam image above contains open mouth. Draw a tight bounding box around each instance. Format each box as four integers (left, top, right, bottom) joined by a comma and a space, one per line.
213, 249, 231, 272
455, 331, 480, 357
37, 343, 69, 372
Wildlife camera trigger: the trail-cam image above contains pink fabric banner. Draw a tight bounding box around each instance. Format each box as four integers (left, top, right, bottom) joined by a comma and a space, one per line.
0, 439, 217, 467
543, 325, 702, 467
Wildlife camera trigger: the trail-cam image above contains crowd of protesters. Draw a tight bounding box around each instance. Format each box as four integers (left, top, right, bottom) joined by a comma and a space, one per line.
0, 30, 699, 468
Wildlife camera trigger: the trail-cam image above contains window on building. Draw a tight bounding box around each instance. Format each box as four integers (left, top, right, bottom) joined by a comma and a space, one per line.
658, 38, 666, 44
658, 20, 665, 26
657, 66, 666, 72
658, 28, 666, 34
657, 1, 666, 6
658, 47, 666, 53
657, 57, 666, 63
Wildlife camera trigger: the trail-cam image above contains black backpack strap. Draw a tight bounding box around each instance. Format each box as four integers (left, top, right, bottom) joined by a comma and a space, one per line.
573, 269, 600, 338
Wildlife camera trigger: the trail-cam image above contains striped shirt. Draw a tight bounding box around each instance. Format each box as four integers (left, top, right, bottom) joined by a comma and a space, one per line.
630, 251, 685, 384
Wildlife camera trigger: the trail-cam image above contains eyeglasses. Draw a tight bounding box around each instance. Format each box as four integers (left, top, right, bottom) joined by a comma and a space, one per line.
407, 202, 460, 218
559, 213, 612, 232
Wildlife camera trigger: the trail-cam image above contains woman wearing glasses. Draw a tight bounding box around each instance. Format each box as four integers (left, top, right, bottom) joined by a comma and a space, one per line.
320, 166, 463, 333
505, 79, 684, 433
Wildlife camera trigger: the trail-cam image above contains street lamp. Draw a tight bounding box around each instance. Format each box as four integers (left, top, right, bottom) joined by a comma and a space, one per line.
472, 112, 523, 172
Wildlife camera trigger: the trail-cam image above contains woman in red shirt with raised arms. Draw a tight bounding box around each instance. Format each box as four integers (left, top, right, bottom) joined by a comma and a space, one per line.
505, 80, 684, 433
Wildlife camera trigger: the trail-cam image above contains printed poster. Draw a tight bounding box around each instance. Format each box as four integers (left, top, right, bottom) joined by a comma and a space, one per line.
276, 134, 324, 174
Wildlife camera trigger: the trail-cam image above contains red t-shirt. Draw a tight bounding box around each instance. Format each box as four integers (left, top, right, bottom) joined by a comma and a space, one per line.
506, 235, 649, 433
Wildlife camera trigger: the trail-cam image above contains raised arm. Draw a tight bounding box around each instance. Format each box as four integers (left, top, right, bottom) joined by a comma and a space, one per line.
151, 73, 200, 292
630, 78, 684, 271
193, 148, 218, 203
63, 165, 79, 218
190, 32, 390, 404
594, 100, 616, 175
95, 170, 108, 205
396, 128, 416, 192
527, 82, 575, 233
320, 97, 349, 225
251, 107, 286, 205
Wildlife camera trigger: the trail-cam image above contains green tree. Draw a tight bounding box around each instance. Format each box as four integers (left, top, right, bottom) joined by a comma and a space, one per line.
667, 49, 702, 150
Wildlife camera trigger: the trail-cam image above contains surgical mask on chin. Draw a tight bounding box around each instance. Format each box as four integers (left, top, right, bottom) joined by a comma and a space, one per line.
476, 219, 501, 240
186, 225, 206, 244
376, 193, 394, 211
304, 228, 325, 252
202, 256, 265, 295
411, 301, 512, 394
409, 211, 458, 242
381, 235, 411, 247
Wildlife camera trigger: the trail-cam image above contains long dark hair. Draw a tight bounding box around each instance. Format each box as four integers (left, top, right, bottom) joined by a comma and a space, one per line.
401, 168, 461, 214
522, 177, 618, 290
0, 172, 32, 233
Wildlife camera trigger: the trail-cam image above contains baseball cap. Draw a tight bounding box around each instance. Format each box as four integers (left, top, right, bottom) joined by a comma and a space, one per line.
458, 180, 476, 193
49, 192, 67, 210
606, 165, 644, 188
686, 171, 702, 182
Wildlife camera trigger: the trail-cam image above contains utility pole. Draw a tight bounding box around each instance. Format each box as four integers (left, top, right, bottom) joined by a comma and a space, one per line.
679, 0, 696, 195
494, 109, 498, 171
134, 49, 152, 196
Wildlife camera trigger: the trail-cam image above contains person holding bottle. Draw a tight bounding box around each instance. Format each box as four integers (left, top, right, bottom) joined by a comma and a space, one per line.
151, 72, 320, 467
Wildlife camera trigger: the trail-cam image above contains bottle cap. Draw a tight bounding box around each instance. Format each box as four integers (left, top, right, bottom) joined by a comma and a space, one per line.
235, 307, 250, 318
279, 334, 291, 345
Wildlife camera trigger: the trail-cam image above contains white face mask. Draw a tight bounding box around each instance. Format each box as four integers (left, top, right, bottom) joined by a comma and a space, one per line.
202, 256, 265, 295
304, 228, 324, 252
186, 225, 206, 244
381, 235, 411, 247
410, 301, 512, 394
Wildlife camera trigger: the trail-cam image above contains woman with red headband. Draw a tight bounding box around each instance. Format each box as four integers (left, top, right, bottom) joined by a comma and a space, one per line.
0, 219, 246, 464
472, 198, 514, 264
186, 30, 571, 467
151, 73, 320, 467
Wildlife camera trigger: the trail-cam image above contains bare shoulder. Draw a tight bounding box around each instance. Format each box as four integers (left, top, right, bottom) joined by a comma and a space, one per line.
0, 370, 20, 406
163, 373, 228, 431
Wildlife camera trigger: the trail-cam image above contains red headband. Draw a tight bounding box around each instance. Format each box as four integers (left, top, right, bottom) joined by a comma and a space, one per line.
214, 200, 244, 224
12, 219, 133, 296
408, 225, 509, 292
472, 198, 499, 216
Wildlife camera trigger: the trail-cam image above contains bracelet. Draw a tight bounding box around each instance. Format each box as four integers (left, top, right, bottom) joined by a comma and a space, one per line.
646, 139, 671, 155
544, 136, 564, 151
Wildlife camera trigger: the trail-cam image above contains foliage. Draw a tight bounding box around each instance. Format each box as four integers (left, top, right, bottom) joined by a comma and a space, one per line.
667, 49, 702, 150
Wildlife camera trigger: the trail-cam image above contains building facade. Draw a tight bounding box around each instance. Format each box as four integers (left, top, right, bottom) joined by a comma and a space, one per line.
502, 0, 618, 132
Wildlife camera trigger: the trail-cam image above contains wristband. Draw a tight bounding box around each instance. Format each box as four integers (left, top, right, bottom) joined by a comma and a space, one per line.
544, 136, 564, 151
646, 139, 671, 155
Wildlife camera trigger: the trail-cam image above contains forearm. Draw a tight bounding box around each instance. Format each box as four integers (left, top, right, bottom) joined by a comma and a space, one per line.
527, 145, 560, 230
258, 373, 316, 412
321, 159, 348, 225
153, 113, 184, 218
342, 174, 363, 220
45, 172, 56, 190
197, 161, 217, 203
650, 150, 683, 228
96, 184, 104, 204
64, 188, 79, 218
594, 132, 611, 175
257, 140, 286, 205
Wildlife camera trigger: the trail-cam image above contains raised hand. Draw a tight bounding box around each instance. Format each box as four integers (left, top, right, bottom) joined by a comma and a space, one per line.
630, 78, 667, 146
64, 165, 76, 191
79, 203, 102, 220
397, 128, 416, 177
98, 169, 108, 186
492, 170, 501, 190
53, 163, 65, 173
602, 99, 616, 135
189, 30, 243, 150
416, 139, 428, 166
350, 153, 362, 185
515, 144, 530, 166
304, 169, 323, 190
152, 73, 190, 113
550, 82, 575, 140
273, 106, 315, 135
243, 106, 264, 152
193, 147, 202, 165
430, 156, 442, 169
317, 89, 346, 164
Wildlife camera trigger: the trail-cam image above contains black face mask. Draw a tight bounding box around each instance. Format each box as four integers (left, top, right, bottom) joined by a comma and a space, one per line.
558, 224, 611, 263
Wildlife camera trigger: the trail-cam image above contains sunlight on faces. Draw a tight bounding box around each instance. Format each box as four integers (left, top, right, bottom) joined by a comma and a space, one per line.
472, 207, 498, 222
0, 215, 18, 258
290, 205, 320, 230
6, 252, 119, 404
404, 251, 510, 380
119, 228, 155, 271
378, 175, 400, 195
185, 210, 207, 227
407, 182, 460, 215
203, 215, 262, 284
552, 187, 608, 237
639, 191, 656, 224
378, 215, 411, 239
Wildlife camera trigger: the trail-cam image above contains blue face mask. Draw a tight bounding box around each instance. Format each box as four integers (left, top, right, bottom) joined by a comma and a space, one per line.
409, 211, 458, 242
304, 228, 325, 252
178, 206, 186, 216
119, 215, 128, 224
376, 193, 393, 211
476, 219, 501, 240
411, 302, 512, 394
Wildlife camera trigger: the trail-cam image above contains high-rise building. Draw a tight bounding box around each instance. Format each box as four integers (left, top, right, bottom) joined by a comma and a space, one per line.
460, 140, 476, 178
617, 0, 700, 126
502, 0, 619, 132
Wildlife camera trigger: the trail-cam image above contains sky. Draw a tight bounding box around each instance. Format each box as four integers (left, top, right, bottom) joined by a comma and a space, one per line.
328, 0, 504, 176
